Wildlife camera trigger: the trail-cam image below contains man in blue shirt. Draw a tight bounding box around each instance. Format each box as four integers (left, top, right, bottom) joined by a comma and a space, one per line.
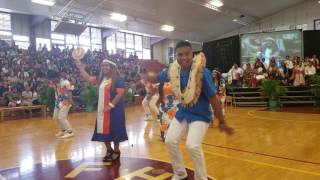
156, 41, 234, 180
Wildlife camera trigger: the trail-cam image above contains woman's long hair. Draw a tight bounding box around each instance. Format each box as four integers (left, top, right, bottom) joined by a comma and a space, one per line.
97, 62, 119, 92
213, 71, 221, 91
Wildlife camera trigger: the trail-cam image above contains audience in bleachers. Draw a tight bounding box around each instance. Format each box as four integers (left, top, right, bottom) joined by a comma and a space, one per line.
0, 39, 145, 110
225, 55, 319, 88
0, 37, 319, 112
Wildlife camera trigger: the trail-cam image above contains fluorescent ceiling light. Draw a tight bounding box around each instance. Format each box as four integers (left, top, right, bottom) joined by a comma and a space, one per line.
210, 0, 224, 7
31, 0, 55, 6
161, 25, 175, 32
110, 12, 127, 22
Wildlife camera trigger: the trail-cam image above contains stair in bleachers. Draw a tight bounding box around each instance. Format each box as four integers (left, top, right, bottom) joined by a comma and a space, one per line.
228, 87, 267, 107
280, 86, 316, 107
228, 86, 316, 107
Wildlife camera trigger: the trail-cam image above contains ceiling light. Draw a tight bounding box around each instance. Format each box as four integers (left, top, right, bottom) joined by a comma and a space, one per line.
31, 0, 55, 6
233, 19, 238, 22
110, 12, 127, 22
210, 0, 224, 7
161, 25, 175, 32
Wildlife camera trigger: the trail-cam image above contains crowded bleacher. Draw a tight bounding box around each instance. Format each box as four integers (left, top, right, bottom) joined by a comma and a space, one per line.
0, 39, 146, 111
224, 55, 319, 88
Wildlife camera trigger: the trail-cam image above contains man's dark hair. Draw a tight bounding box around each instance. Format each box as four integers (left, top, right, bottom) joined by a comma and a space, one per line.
175, 41, 192, 51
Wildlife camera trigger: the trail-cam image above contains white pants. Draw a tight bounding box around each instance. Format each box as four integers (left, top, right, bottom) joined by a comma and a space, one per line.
165, 118, 209, 180
53, 105, 72, 132
142, 94, 159, 120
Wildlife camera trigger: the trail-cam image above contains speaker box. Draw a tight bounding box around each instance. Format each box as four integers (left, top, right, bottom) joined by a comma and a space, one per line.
53, 21, 87, 35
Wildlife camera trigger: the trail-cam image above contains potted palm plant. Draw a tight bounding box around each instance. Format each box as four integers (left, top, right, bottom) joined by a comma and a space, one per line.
80, 83, 98, 112
39, 85, 56, 115
259, 80, 287, 110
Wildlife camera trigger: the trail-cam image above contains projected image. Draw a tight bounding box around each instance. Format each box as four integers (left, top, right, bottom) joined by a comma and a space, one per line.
241, 30, 302, 65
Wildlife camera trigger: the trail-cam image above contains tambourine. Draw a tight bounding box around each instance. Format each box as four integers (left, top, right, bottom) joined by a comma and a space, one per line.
72, 47, 85, 60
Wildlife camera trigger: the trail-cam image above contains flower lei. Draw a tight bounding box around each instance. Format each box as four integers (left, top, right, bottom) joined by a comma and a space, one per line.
168, 52, 206, 107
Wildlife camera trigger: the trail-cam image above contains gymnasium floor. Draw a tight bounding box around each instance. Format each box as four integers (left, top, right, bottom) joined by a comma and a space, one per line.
0, 106, 320, 180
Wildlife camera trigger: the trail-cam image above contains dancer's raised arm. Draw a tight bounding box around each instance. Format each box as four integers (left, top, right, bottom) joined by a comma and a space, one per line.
72, 48, 92, 83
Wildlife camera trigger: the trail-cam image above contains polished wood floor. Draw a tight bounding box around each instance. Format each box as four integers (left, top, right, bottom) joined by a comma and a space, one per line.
0, 105, 320, 180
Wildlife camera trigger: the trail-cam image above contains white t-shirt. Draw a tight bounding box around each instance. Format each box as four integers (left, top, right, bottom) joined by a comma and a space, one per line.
305, 66, 316, 76
232, 68, 243, 80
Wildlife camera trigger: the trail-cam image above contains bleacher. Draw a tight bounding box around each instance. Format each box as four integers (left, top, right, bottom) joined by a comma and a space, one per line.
229, 86, 316, 107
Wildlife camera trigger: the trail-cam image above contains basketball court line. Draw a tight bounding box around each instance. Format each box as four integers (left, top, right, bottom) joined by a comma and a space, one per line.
0, 156, 217, 180
203, 150, 320, 176
202, 142, 320, 165
247, 109, 320, 124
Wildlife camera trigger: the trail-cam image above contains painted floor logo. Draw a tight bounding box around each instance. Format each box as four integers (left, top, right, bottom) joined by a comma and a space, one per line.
0, 157, 198, 180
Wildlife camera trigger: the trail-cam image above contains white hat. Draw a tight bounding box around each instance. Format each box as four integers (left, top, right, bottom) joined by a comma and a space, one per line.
102, 59, 117, 67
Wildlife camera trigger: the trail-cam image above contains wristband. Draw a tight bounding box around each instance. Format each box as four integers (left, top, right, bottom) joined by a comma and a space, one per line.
109, 102, 115, 108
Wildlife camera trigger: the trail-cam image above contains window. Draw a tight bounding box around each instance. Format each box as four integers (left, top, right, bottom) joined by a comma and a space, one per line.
91, 28, 102, 44
51, 21, 103, 51
116, 32, 125, 49
106, 33, 116, 54
92, 44, 102, 51
0, 13, 12, 42
51, 33, 64, 40
143, 48, 151, 59
126, 49, 135, 58
134, 35, 142, 51
136, 51, 142, 59
0, 13, 11, 31
36, 38, 51, 50
52, 39, 65, 45
91, 27, 102, 50
66, 34, 77, 45
79, 27, 90, 47
142, 36, 150, 49
51, 20, 57, 31
0, 30, 12, 42
125, 34, 134, 49
142, 37, 151, 59
80, 46, 91, 51
13, 35, 29, 49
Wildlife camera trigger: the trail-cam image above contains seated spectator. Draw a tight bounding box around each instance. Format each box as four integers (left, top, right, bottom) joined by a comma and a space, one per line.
21, 85, 33, 106
0, 82, 9, 107
304, 60, 316, 84
253, 60, 267, 86
276, 69, 288, 86
4, 87, 21, 107
32, 86, 40, 105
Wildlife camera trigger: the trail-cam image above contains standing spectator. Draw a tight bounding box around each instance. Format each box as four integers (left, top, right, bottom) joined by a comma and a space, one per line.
267, 58, 280, 80
292, 61, 305, 87
310, 54, 320, 73
243, 63, 254, 87
229, 64, 243, 87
